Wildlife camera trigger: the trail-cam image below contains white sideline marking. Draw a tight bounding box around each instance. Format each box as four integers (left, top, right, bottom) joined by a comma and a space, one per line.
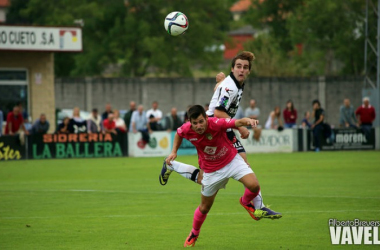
2, 210, 380, 220
0, 189, 379, 200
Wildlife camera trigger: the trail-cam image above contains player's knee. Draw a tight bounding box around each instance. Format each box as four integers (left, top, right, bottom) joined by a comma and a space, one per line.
197, 175, 203, 184
199, 204, 211, 214
248, 183, 260, 193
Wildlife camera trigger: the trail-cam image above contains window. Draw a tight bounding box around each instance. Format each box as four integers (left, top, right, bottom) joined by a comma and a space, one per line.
0, 68, 29, 122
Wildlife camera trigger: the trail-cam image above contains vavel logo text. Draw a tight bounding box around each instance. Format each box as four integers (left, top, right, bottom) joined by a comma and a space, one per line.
329, 219, 380, 245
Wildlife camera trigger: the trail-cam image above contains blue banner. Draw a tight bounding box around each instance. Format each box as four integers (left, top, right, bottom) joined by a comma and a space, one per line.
171, 131, 197, 155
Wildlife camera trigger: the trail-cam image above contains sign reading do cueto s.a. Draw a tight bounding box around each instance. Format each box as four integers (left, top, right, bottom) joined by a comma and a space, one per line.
0, 25, 82, 52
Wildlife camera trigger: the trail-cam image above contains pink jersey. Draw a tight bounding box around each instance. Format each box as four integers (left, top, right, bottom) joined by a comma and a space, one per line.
177, 117, 238, 173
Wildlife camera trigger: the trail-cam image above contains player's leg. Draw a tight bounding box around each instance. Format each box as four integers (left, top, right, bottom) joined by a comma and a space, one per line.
228, 131, 266, 209
230, 154, 282, 220
184, 192, 217, 247
184, 171, 226, 247
159, 159, 201, 185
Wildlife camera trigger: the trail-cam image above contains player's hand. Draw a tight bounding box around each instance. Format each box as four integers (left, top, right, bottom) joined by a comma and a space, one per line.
215, 72, 226, 83
238, 126, 250, 139
166, 152, 177, 165
240, 118, 258, 128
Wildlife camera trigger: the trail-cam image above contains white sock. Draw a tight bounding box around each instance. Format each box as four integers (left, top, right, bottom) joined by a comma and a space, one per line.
168, 161, 199, 183
252, 191, 264, 209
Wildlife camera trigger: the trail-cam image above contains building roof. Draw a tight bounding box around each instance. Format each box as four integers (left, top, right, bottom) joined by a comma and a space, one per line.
230, 0, 252, 12
0, 0, 10, 7
228, 25, 256, 35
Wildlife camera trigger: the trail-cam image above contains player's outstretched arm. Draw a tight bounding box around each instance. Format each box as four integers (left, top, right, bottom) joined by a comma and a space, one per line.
235, 118, 259, 129
166, 133, 183, 165
213, 72, 226, 91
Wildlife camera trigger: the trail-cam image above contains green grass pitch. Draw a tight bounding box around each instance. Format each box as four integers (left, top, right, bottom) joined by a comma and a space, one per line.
0, 151, 379, 249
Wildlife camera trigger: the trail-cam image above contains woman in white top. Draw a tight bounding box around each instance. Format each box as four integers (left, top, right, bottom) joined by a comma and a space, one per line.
265, 106, 283, 129
114, 109, 127, 133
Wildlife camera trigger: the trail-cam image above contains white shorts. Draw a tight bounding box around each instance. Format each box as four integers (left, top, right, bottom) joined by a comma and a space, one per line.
201, 154, 254, 197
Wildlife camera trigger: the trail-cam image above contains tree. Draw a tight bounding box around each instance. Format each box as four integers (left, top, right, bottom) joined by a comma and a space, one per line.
244, 0, 303, 52
6, 0, 231, 77
287, 0, 366, 75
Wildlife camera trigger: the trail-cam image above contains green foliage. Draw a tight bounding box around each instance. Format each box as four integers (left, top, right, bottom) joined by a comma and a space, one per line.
0, 152, 379, 249
244, 0, 366, 76
287, 0, 366, 75
6, 0, 231, 77
245, 0, 303, 52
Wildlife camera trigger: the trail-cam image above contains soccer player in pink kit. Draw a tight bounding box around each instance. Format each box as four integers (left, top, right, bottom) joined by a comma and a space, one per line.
166, 105, 266, 247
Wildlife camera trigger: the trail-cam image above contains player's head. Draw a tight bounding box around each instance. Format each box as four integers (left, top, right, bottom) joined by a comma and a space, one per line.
231, 51, 255, 83
187, 105, 208, 134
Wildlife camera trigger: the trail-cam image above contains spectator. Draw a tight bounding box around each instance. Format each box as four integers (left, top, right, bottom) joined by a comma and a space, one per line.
57, 117, 70, 134
311, 100, 324, 152
355, 97, 376, 138
0, 109, 3, 136
164, 107, 182, 131
87, 108, 102, 133
103, 112, 117, 134
114, 109, 127, 133
123, 101, 136, 132
17, 102, 29, 123
283, 100, 298, 128
102, 103, 112, 121
5, 105, 29, 136
68, 107, 87, 133
243, 99, 260, 140
131, 105, 151, 143
301, 111, 311, 128
265, 106, 283, 129
31, 113, 50, 134
244, 99, 260, 119
234, 106, 244, 119
339, 98, 357, 128
146, 101, 163, 131
24, 117, 33, 133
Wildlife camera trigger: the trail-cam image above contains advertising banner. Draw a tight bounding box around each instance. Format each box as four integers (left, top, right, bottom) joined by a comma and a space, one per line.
0, 26, 82, 52
28, 133, 127, 159
0, 135, 26, 161
307, 128, 376, 151
236, 129, 294, 153
128, 131, 171, 157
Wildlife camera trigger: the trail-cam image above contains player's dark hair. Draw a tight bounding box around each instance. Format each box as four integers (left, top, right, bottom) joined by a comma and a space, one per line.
231, 51, 255, 70
187, 105, 207, 122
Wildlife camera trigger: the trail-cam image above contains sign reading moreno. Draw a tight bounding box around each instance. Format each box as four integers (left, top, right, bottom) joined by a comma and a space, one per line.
0, 26, 82, 52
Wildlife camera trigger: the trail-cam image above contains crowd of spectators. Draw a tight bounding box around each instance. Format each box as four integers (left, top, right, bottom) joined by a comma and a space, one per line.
0, 97, 377, 149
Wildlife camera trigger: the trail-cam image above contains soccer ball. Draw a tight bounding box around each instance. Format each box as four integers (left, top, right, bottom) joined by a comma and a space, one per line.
164, 11, 189, 36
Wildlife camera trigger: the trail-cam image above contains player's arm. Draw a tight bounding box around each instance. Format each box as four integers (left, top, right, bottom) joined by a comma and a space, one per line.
235, 118, 259, 128
213, 72, 226, 91
215, 108, 250, 139
166, 132, 183, 165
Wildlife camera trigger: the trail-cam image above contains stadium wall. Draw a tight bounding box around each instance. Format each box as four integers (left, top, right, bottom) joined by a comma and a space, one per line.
55, 76, 363, 127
